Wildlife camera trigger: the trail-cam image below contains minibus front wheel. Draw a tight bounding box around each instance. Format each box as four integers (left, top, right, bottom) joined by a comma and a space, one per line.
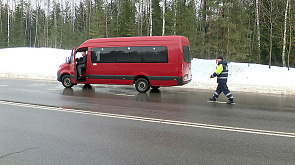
62, 75, 74, 88
135, 78, 150, 93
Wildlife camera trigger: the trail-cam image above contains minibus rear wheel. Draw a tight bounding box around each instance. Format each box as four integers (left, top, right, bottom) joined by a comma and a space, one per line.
135, 78, 150, 93
62, 75, 74, 88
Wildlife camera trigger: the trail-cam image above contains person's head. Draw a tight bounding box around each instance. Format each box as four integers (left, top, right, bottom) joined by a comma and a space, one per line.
82, 51, 87, 56
217, 55, 223, 62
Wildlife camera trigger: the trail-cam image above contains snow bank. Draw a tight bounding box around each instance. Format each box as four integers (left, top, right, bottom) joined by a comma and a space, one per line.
0, 47, 70, 80
0, 47, 294, 95
184, 59, 295, 95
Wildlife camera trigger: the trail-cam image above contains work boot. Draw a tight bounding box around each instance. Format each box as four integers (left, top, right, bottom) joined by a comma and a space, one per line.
227, 98, 234, 104
209, 96, 216, 101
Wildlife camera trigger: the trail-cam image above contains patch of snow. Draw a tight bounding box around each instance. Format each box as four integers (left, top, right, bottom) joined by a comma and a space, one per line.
0, 47, 70, 80
183, 59, 295, 95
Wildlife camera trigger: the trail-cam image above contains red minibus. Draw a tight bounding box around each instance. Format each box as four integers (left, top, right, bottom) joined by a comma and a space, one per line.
57, 36, 192, 93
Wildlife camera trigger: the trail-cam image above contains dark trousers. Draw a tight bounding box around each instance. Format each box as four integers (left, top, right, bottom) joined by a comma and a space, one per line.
77, 64, 86, 77
213, 83, 233, 99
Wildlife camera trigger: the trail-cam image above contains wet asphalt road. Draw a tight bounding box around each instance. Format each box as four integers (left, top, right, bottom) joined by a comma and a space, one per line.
0, 78, 295, 164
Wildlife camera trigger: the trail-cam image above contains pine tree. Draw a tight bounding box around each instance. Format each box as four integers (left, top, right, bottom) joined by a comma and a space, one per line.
118, 0, 136, 37
60, 1, 75, 49
106, 0, 120, 37
0, 3, 8, 48
74, 1, 88, 47
260, 0, 285, 66
224, 0, 252, 62
10, 2, 25, 47
152, 0, 162, 36
89, 0, 106, 38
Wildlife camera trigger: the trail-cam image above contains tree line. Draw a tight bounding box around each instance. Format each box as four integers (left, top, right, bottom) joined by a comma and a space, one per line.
0, 0, 294, 67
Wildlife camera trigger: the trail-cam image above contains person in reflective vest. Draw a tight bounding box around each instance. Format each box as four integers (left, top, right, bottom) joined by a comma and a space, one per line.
209, 55, 234, 104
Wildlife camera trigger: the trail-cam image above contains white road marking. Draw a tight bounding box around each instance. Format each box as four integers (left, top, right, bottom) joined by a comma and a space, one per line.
115, 93, 135, 97
1, 100, 295, 138
0, 85, 8, 87
207, 101, 236, 104
46, 89, 60, 91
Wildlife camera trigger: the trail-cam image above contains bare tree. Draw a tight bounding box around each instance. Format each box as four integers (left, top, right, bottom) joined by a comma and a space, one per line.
7, 0, 10, 46
269, 0, 273, 68
46, 0, 50, 47
34, 0, 39, 47
282, 0, 289, 67
86, 0, 91, 38
24, 0, 30, 46
208, 0, 212, 59
172, 0, 177, 35
72, 0, 75, 34
149, 0, 152, 36
59, 0, 64, 48
201, 0, 206, 59
104, 0, 108, 37
0, 1, 2, 32
256, 0, 261, 63
162, 0, 165, 36
138, 0, 143, 36
287, 3, 292, 70
288, 24, 292, 70
54, 0, 57, 48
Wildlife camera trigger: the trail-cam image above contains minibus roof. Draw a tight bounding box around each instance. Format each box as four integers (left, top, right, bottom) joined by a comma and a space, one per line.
77, 36, 189, 50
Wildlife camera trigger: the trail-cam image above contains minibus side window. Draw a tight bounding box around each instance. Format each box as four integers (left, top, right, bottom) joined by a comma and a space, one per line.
91, 51, 100, 62
116, 47, 142, 63
91, 47, 115, 63
183, 46, 191, 63
142, 46, 168, 63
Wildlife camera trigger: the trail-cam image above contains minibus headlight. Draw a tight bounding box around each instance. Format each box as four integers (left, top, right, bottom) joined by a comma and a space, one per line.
184, 74, 188, 80
58, 66, 61, 71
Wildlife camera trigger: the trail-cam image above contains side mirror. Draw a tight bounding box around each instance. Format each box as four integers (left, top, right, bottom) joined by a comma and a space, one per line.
66, 57, 70, 64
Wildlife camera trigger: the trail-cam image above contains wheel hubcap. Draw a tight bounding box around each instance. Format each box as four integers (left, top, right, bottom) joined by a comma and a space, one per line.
64, 78, 71, 86
139, 82, 146, 90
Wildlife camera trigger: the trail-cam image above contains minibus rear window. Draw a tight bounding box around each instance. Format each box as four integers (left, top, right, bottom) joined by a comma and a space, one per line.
183, 46, 191, 63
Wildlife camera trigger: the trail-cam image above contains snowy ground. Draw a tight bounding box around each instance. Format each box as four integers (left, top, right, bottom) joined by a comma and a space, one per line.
0, 47, 294, 95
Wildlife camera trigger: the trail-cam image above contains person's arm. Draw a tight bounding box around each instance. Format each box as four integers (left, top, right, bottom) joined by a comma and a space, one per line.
210, 64, 223, 78
77, 56, 87, 65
